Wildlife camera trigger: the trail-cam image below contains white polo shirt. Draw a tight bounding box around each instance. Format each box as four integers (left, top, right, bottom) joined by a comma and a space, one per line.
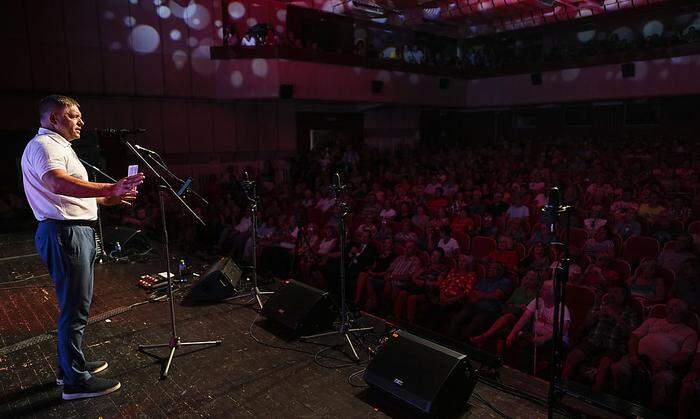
21, 128, 98, 221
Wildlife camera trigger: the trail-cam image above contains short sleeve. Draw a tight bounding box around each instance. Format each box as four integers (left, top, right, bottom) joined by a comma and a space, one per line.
30, 141, 67, 180
525, 298, 537, 313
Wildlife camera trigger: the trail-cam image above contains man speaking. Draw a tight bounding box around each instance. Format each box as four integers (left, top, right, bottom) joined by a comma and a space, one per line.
21, 95, 144, 400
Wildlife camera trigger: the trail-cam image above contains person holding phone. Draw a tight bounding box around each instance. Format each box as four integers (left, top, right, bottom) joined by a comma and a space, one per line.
21, 95, 144, 400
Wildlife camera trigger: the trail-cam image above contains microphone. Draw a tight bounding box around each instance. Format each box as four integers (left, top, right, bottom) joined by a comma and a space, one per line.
94, 128, 147, 136
542, 186, 561, 233
134, 144, 158, 155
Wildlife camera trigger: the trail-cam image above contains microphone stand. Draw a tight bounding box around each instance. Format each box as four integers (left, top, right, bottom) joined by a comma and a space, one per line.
79, 158, 116, 263
301, 173, 372, 361
542, 189, 573, 419
229, 173, 273, 309
141, 147, 209, 206
121, 137, 221, 378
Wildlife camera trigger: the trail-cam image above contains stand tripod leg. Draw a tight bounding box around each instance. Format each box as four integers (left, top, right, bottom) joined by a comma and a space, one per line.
163, 346, 177, 377
345, 333, 359, 360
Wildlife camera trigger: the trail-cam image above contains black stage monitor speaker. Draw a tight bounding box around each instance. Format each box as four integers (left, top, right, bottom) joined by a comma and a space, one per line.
279, 84, 294, 99
183, 257, 242, 303
260, 279, 335, 335
621, 62, 635, 78
439, 77, 449, 89
364, 329, 476, 416
371, 80, 383, 94
531, 72, 542, 86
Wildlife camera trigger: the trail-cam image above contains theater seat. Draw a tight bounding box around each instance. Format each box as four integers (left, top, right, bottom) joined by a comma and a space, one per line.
565, 284, 596, 347
621, 236, 660, 266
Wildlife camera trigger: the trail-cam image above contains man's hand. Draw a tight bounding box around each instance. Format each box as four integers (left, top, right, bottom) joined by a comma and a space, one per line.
99, 190, 138, 206
111, 173, 145, 197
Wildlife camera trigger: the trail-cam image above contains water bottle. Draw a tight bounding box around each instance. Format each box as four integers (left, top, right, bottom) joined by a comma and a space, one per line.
115, 241, 122, 253
178, 259, 188, 282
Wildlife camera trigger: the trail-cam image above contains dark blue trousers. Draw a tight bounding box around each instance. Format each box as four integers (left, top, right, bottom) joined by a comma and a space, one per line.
35, 221, 96, 385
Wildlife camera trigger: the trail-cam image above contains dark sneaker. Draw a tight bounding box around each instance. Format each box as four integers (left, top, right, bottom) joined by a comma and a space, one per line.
62, 376, 121, 401
56, 361, 109, 385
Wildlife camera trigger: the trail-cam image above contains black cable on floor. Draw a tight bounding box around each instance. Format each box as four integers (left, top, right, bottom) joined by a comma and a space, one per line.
247, 313, 323, 357
347, 367, 368, 388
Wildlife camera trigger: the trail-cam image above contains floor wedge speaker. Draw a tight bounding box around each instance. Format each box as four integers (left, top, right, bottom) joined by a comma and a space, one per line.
183, 257, 242, 303
260, 279, 335, 335
364, 329, 476, 416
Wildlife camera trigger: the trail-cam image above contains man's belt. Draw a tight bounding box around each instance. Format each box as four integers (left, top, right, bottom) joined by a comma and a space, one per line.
39, 219, 97, 228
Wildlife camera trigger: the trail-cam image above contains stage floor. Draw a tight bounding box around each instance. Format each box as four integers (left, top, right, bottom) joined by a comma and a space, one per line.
0, 233, 619, 418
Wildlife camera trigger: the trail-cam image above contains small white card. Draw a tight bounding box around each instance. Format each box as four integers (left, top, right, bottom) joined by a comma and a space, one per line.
128, 165, 138, 177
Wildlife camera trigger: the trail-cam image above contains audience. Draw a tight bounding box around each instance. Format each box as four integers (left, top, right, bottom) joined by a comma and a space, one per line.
102, 134, 700, 416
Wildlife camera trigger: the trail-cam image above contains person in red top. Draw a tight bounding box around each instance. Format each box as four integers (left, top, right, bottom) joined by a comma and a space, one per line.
450, 208, 474, 235
488, 234, 519, 272
426, 254, 477, 330
426, 187, 449, 215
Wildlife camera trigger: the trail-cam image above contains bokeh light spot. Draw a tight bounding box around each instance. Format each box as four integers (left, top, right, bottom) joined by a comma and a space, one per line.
170, 29, 182, 41
124, 16, 136, 27
129, 24, 160, 54
228, 2, 246, 19
247, 17, 257, 27
230, 71, 244, 87
252, 59, 268, 77
157, 5, 171, 19
276, 9, 287, 22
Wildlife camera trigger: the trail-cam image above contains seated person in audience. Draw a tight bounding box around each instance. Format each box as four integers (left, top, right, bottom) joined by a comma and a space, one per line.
637, 192, 666, 224
448, 260, 513, 339
505, 217, 529, 244
488, 191, 509, 218
506, 280, 571, 373
650, 212, 679, 245
355, 238, 395, 311
667, 197, 692, 225
563, 283, 641, 392
628, 259, 666, 308
395, 248, 449, 322
670, 257, 700, 314
582, 226, 615, 257
358, 193, 382, 221
450, 208, 474, 234
518, 242, 552, 273
476, 213, 499, 238
241, 32, 256, 47
429, 254, 477, 328
435, 226, 460, 258
658, 232, 696, 273
506, 195, 529, 220
579, 252, 620, 292
611, 190, 640, 221
471, 269, 540, 348
583, 205, 608, 236
613, 209, 642, 240
678, 343, 700, 419
374, 219, 393, 242
315, 189, 336, 212
379, 199, 397, 222
383, 240, 422, 305
611, 298, 698, 410
411, 205, 430, 232
426, 187, 449, 214
528, 222, 554, 245
394, 217, 418, 244
488, 234, 519, 272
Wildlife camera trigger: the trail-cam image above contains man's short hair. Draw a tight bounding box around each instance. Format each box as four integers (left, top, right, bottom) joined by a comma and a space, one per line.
38, 95, 80, 120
